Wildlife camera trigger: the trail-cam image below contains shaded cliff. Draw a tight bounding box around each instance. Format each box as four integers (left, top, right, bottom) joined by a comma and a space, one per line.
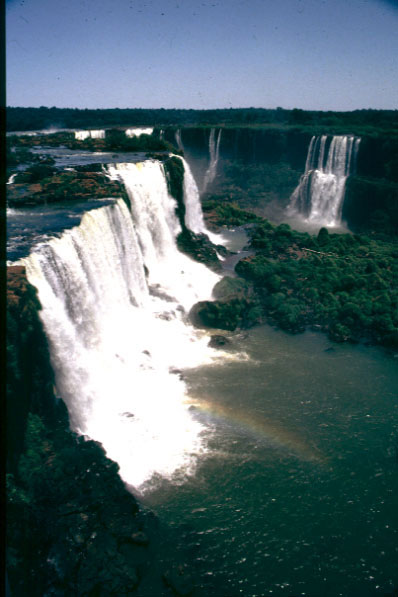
161, 126, 398, 234
6, 267, 199, 597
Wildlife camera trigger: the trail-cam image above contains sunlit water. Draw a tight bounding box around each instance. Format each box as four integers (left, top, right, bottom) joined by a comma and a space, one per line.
144, 327, 398, 596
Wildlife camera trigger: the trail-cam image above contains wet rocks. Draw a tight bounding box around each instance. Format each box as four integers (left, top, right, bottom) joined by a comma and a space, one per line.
208, 334, 231, 348
163, 564, 195, 596
177, 229, 226, 272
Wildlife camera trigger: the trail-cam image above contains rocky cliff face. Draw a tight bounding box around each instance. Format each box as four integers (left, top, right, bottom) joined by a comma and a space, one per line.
6, 267, 198, 597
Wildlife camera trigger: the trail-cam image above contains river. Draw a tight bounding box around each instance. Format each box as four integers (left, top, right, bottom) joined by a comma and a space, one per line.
144, 326, 398, 596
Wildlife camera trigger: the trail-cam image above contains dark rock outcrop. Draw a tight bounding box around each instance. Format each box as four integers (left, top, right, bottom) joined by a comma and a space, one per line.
177, 229, 226, 272
6, 267, 199, 596
208, 334, 231, 348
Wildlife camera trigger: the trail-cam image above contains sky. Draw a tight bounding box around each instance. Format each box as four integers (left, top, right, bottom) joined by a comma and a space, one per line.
6, 0, 398, 111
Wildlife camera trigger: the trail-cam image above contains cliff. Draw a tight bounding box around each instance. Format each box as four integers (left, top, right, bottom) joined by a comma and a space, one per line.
6, 267, 197, 597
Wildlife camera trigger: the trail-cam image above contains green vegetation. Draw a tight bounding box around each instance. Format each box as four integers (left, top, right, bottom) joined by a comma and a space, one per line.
6, 145, 43, 171
7, 166, 128, 207
101, 128, 176, 153
12, 163, 57, 183
7, 106, 398, 135
344, 176, 398, 236
189, 276, 262, 331
163, 155, 226, 270
203, 160, 302, 214
189, 295, 262, 331
202, 199, 262, 227
232, 221, 398, 347
199, 197, 398, 347
222, 160, 301, 205
7, 128, 176, 154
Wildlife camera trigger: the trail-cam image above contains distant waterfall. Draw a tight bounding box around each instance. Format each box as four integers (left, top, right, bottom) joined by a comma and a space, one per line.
202, 128, 222, 193
181, 157, 207, 234
288, 135, 361, 227
23, 161, 222, 489
175, 129, 184, 151
125, 127, 154, 138
74, 130, 105, 140
180, 156, 225, 245
7, 174, 17, 185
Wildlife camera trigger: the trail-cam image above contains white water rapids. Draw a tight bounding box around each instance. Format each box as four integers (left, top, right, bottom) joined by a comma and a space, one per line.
22, 160, 225, 490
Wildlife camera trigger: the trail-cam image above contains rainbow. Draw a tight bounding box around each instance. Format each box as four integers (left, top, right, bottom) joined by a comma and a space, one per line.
189, 398, 325, 464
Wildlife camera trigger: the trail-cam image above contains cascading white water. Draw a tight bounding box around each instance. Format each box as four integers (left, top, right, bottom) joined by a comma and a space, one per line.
179, 156, 225, 245
175, 129, 184, 152
75, 130, 90, 140
74, 130, 105, 140
202, 128, 222, 193
125, 127, 154, 138
90, 130, 105, 139
23, 161, 223, 490
288, 135, 361, 227
7, 174, 17, 184
181, 157, 207, 234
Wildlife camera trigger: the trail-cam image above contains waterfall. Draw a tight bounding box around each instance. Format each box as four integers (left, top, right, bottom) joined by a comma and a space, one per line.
125, 127, 154, 138
181, 157, 207, 234
74, 130, 105, 140
7, 174, 17, 184
175, 129, 184, 152
90, 130, 106, 139
22, 160, 222, 490
288, 135, 361, 227
179, 156, 225, 245
202, 128, 222, 193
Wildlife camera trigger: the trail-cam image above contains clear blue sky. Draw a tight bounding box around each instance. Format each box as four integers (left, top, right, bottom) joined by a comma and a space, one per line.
6, 0, 398, 110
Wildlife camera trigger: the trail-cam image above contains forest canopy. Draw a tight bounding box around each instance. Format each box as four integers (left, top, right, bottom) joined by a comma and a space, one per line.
6, 106, 398, 135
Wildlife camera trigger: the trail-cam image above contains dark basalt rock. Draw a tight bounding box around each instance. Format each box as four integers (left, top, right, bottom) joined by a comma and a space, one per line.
190, 298, 252, 331
177, 229, 225, 272
208, 334, 231, 348
6, 267, 199, 597
163, 564, 195, 596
